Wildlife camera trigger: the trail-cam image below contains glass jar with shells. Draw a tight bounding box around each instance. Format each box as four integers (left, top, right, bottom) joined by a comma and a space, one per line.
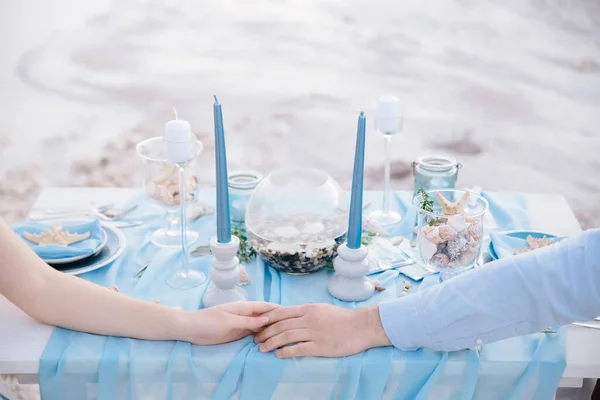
245, 168, 349, 275
413, 189, 489, 281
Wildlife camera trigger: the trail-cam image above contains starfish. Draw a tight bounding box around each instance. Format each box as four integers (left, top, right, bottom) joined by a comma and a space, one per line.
436, 191, 470, 215
514, 235, 557, 254
23, 225, 90, 246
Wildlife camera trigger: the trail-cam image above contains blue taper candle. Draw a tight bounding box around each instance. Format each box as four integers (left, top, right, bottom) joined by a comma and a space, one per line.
213, 96, 232, 243
347, 112, 366, 249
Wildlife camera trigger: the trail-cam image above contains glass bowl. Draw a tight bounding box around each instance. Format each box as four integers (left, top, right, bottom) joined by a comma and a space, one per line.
245, 168, 349, 274
413, 189, 488, 281
136, 136, 203, 247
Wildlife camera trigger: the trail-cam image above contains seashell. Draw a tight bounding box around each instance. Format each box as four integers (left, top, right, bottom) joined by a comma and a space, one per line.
468, 238, 480, 250
420, 237, 438, 261
239, 264, 250, 285
422, 225, 443, 244
436, 191, 470, 215
467, 222, 483, 241
458, 247, 479, 265
154, 164, 178, 184
447, 214, 467, 233
445, 234, 469, 261
23, 225, 90, 246
390, 236, 404, 246
372, 279, 386, 292
302, 222, 325, 235
438, 224, 457, 242
363, 215, 389, 236
188, 203, 214, 220
273, 226, 302, 240
267, 241, 302, 254
145, 181, 156, 196
111, 285, 119, 292
431, 252, 450, 267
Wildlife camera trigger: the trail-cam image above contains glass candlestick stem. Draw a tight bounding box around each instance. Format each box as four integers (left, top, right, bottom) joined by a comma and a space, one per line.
166, 164, 206, 289
369, 133, 402, 226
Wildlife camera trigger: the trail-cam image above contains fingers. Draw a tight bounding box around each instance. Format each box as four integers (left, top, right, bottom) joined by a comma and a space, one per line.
259, 329, 310, 353
232, 315, 271, 330
254, 317, 304, 344
260, 305, 306, 325
276, 342, 316, 359
225, 301, 279, 316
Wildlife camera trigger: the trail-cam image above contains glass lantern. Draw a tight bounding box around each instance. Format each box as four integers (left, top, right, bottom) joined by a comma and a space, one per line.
411, 155, 461, 197
228, 170, 263, 223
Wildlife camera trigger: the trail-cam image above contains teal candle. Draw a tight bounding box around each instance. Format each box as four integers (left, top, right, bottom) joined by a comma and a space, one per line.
347, 112, 366, 249
213, 96, 232, 243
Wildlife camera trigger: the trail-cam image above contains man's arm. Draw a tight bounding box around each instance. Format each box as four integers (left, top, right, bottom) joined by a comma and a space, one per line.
256, 229, 600, 357
380, 228, 600, 351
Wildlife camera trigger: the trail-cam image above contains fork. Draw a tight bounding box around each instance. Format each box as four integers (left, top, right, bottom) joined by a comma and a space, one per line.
30, 205, 138, 222
39, 203, 115, 215
572, 322, 600, 330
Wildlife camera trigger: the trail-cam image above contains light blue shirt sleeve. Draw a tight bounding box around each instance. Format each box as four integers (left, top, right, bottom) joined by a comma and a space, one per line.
378, 229, 600, 352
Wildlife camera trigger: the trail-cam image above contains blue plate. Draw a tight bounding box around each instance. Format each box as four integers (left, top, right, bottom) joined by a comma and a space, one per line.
488, 230, 562, 260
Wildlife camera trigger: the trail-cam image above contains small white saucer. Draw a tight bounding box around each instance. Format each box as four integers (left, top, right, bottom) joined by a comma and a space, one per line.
50, 225, 126, 276
45, 228, 108, 265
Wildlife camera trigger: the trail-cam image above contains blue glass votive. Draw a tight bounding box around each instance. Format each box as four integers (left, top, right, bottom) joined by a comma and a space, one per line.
411, 155, 461, 197
228, 170, 263, 222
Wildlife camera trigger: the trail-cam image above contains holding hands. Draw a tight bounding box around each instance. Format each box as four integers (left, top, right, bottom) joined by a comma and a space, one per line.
184, 301, 279, 345
253, 304, 391, 358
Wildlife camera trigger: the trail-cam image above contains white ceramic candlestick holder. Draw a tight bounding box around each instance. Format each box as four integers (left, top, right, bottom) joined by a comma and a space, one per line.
327, 243, 375, 302
202, 236, 248, 307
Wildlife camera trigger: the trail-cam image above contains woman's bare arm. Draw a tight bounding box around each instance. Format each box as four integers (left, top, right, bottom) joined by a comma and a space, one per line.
0, 217, 275, 345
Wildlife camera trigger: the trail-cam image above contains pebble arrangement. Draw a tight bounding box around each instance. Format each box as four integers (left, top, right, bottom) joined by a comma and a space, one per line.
247, 214, 347, 274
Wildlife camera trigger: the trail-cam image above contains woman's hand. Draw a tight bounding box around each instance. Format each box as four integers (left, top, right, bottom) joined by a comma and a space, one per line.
183, 301, 279, 345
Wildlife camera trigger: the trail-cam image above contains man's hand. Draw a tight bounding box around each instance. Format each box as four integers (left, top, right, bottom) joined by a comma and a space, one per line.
254, 304, 391, 358
183, 301, 279, 345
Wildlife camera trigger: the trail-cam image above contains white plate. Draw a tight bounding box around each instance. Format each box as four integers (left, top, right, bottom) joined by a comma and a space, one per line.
45, 228, 109, 265
50, 225, 127, 276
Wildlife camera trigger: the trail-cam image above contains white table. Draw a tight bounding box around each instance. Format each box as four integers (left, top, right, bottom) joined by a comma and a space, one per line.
1, 187, 598, 391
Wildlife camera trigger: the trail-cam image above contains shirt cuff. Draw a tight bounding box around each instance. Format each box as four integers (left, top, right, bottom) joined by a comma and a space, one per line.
378, 293, 426, 351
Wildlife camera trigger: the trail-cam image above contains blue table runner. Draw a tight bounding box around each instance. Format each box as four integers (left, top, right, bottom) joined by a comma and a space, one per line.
39, 191, 566, 400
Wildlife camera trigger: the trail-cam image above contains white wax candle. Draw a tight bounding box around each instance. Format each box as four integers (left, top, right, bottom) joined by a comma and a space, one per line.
164, 120, 196, 164
376, 96, 402, 134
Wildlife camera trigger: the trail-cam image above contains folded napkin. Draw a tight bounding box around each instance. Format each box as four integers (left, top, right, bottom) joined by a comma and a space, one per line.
12, 220, 104, 260
489, 231, 563, 260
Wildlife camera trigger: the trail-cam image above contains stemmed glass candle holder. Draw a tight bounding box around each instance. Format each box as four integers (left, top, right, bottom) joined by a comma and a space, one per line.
137, 137, 203, 247
413, 189, 488, 281
369, 96, 403, 227
162, 118, 206, 289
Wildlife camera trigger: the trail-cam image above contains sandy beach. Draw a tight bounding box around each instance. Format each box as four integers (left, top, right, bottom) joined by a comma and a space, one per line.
1, 0, 599, 228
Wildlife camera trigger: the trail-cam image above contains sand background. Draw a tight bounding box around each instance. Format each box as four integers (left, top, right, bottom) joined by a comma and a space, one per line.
1, 0, 599, 228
